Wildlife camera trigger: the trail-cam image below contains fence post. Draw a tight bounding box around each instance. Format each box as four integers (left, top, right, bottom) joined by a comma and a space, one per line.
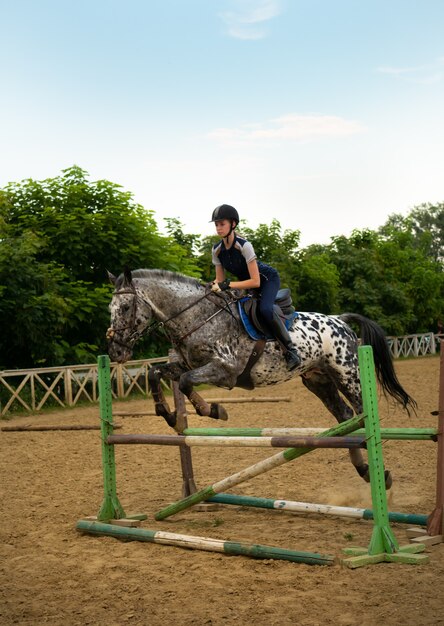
65, 368, 73, 406
116, 363, 125, 398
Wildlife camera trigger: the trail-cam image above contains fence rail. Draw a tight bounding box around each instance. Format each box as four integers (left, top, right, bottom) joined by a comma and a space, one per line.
387, 333, 443, 359
1, 333, 442, 417
0, 357, 169, 416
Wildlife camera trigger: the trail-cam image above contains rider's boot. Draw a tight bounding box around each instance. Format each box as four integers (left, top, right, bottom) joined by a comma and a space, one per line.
270, 312, 301, 371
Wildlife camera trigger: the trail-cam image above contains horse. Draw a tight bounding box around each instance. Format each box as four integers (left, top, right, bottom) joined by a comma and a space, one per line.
106, 268, 416, 488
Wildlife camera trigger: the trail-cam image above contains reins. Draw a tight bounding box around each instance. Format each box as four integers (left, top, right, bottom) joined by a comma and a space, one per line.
177, 291, 239, 342
107, 283, 240, 349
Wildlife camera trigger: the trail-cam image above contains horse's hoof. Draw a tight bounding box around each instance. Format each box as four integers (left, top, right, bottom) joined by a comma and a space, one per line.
210, 403, 228, 421
156, 406, 177, 428
356, 463, 370, 483
384, 469, 393, 490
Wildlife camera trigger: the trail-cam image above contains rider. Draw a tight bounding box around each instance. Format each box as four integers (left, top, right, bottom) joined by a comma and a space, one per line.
209, 204, 301, 371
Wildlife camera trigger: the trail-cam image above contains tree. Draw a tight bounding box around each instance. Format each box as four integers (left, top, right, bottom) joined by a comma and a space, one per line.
380, 202, 444, 264
0, 167, 201, 368
240, 219, 301, 295
296, 246, 340, 313
327, 228, 443, 335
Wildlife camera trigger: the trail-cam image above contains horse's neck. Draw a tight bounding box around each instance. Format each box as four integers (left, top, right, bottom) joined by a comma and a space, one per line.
137, 278, 203, 321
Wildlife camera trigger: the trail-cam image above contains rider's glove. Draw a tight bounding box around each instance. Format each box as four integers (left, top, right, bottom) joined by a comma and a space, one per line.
218, 279, 231, 291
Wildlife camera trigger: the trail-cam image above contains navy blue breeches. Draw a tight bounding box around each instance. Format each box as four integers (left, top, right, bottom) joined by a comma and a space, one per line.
258, 270, 280, 326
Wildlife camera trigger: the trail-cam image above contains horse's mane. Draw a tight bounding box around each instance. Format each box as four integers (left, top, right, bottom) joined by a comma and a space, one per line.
116, 268, 202, 290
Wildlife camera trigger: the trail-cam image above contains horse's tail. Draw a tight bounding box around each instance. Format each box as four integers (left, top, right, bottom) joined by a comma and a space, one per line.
338, 313, 417, 414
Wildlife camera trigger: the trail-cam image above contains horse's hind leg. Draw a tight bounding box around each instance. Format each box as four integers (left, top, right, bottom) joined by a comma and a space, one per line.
336, 377, 392, 489
301, 373, 392, 489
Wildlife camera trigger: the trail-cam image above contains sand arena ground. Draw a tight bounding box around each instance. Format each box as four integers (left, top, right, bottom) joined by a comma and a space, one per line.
1, 356, 443, 625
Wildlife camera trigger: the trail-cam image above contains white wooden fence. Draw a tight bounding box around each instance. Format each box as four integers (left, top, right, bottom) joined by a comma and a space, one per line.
387, 333, 442, 358
1, 333, 442, 416
0, 356, 169, 416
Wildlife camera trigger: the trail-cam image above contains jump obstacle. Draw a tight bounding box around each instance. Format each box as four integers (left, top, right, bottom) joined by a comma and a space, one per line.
184, 343, 444, 548
76, 343, 444, 567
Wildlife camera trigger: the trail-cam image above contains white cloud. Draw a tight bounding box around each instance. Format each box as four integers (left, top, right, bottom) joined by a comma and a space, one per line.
219, 0, 283, 40
208, 113, 365, 146
376, 57, 444, 84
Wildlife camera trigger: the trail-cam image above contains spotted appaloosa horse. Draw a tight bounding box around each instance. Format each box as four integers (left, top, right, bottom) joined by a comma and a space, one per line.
107, 268, 416, 488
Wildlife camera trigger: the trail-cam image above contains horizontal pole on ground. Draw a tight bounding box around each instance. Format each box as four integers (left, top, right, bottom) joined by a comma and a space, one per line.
183, 427, 438, 441
76, 520, 335, 565
208, 493, 428, 527
106, 433, 366, 449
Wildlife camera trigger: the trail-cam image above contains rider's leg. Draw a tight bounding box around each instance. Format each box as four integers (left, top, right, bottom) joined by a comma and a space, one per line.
269, 310, 301, 370
259, 275, 301, 371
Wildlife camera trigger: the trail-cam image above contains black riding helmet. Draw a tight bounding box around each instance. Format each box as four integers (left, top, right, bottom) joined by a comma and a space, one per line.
210, 204, 239, 225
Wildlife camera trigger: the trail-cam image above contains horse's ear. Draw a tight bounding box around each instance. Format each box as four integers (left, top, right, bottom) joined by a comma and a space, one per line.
107, 270, 117, 285
123, 266, 133, 286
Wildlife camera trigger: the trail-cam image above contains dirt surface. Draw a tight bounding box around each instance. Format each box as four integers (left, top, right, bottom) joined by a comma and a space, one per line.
1, 356, 444, 625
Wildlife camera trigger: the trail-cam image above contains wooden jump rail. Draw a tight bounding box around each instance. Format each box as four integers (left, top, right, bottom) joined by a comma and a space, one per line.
76, 346, 430, 568
106, 433, 367, 449
2, 424, 122, 432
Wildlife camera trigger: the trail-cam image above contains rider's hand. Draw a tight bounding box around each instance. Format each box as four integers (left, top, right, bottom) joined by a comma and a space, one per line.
211, 279, 230, 292
218, 279, 231, 291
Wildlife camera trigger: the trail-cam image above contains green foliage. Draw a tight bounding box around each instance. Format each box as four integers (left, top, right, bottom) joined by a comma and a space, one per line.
0, 167, 200, 368
326, 226, 443, 335
240, 219, 300, 287
380, 202, 444, 264
1, 166, 442, 369
164, 217, 202, 256
238, 219, 301, 301
195, 234, 220, 283
296, 248, 340, 313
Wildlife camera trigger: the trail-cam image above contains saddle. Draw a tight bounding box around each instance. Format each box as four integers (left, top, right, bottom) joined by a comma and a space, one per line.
238, 289, 298, 341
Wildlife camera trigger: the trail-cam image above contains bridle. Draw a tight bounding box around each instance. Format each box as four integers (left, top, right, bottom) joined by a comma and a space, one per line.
106, 283, 239, 351
106, 285, 146, 350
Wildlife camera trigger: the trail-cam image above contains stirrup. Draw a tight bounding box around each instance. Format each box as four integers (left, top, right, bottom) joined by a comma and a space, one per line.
285, 349, 301, 371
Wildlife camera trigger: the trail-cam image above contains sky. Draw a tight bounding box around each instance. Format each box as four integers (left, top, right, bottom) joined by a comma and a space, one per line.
1, 0, 444, 248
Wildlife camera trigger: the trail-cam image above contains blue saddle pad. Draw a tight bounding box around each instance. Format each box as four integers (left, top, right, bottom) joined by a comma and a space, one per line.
237, 298, 298, 341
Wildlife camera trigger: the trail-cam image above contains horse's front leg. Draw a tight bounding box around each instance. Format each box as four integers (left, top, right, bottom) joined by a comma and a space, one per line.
178, 362, 236, 422
148, 362, 186, 429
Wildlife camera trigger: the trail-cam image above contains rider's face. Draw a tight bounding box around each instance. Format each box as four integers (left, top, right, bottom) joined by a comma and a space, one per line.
214, 219, 233, 238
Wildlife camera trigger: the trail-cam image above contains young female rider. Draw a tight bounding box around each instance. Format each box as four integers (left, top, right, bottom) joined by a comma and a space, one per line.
209, 204, 301, 371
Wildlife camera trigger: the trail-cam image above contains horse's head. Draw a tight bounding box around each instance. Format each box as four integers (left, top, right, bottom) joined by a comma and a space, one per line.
106, 268, 153, 363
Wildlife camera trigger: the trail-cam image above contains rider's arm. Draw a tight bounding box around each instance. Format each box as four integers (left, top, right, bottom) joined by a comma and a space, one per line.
215, 265, 226, 283
228, 259, 260, 290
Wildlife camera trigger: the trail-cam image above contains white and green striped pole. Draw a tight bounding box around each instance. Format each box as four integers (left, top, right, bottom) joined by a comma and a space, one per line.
76, 520, 335, 566
182, 426, 438, 441
208, 493, 428, 526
